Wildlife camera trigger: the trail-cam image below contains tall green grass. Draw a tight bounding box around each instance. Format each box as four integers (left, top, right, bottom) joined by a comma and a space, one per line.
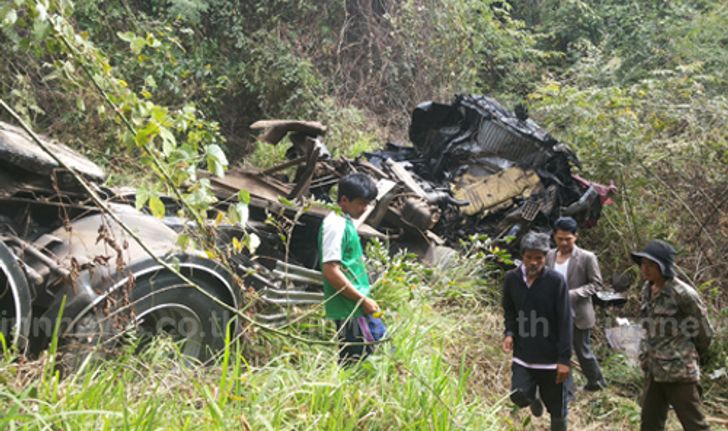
0, 248, 505, 430
2, 244, 724, 430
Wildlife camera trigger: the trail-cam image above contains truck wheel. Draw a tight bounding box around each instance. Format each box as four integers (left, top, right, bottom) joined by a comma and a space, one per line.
0, 240, 32, 353
64, 257, 240, 363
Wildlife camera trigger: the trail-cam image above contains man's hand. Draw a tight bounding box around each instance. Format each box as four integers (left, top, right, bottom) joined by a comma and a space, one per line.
502, 336, 513, 353
556, 364, 570, 384
362, 298, 380, 315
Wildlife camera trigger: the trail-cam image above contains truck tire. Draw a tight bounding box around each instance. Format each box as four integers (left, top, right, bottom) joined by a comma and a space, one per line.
0, 240, 32, 353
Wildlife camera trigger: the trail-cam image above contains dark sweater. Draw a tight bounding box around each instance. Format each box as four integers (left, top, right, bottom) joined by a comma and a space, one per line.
502, 267, 572, 366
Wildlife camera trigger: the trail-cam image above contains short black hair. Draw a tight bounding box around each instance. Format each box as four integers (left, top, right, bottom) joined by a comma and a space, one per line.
553, 216, 578, 234
337, 173, 377, 202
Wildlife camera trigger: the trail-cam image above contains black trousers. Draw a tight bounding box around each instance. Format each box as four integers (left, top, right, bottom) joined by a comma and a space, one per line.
640, 378, 710, 431
574, 327, 605, 384
334, 318, 375, 365
510, 363, 568, 420
566, 326, 606, 396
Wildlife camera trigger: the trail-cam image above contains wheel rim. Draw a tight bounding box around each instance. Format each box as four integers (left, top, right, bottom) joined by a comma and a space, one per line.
0, 241, 32, 352
134, 303, 204, 358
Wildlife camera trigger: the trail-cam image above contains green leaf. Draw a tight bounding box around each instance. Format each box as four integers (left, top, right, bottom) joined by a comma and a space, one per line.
135, 121, 160, 147
238, 189, 251, 205
3, 9, 17, 26
206, 144, 228, 178
32, 20, 49, 41
278, 197, 295, 207
150, 105, 170, 125
159, 127, 176, 156
227, 202, 249, 226
177, 233, 191, 251
130, 36, 147, 55
117, 31, 134, 42
135, 187, 150, 210
144, 75, 157, 89
146, 32, 161, 48
149, 194, 166, 219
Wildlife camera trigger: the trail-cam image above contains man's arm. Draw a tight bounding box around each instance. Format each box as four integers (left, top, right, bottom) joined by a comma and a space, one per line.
502, 273, 517, 338
639, 284, 650, 371
322, 262, 379, 314
502, 273, 518, 352
555, 276, 573, 383
570, 251, 603, 299
677, 286, 714, 361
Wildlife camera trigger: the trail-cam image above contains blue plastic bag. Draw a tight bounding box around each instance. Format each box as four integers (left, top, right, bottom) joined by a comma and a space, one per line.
357, 315, 386, 342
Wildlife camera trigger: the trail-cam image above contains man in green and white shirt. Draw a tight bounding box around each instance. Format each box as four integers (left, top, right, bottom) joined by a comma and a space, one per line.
319, 173, 379, 364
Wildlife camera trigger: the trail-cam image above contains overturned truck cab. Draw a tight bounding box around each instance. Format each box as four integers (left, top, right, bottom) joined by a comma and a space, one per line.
396, 94, 615, 243
0, 122, 240, 360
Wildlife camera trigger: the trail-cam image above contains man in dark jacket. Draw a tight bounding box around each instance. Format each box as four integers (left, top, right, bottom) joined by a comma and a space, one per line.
546, 217, 607, 395
503, 232, 572, 431
633, 240, 714, 431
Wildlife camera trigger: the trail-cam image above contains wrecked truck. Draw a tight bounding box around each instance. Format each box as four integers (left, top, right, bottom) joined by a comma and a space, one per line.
0, 121, 240, 360
213, 94, 615, 269
376, 94, 616, 244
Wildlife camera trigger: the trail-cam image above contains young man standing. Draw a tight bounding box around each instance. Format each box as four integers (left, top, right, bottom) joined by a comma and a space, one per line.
503, 232, 572, 431
319, 173, 380, 364
632, 240, 714, 431
546, 216, 607, 395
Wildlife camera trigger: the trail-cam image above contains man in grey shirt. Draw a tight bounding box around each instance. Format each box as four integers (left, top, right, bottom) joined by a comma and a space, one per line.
546, 217, 607, 396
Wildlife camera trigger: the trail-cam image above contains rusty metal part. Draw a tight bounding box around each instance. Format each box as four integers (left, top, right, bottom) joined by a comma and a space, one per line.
249, 119, 327, 145
262, 156, 307, 175
288, 145, 321, 199
1, 235, 71, 278
401, 197, 437, 231
452, 167, 541, 216
354, 178, 397, 228
384, 159, 430, 201
208, 169, 292, 202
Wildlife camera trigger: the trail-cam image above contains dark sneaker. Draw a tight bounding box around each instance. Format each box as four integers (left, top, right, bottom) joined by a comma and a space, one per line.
583, 382, 606, 392
529, 396, 544, 417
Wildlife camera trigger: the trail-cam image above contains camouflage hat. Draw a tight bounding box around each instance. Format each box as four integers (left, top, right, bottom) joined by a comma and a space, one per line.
631, 239, 676, 279
520, 231, 550, 254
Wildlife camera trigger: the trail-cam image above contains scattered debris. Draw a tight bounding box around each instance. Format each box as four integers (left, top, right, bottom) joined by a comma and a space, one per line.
605, 319, 643, 367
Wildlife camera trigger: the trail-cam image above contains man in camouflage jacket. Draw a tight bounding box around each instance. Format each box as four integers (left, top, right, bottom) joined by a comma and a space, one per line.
633, 240, 714, 431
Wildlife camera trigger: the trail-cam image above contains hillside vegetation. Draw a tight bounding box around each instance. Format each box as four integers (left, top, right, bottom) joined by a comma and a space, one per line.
1, 0, 726, 429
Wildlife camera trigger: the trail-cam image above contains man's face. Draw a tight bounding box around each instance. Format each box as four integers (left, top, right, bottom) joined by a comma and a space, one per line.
340, 196, 371, 219
553, 229, 577, 254
640, 259, 664, 283
522, 249, 546, 278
